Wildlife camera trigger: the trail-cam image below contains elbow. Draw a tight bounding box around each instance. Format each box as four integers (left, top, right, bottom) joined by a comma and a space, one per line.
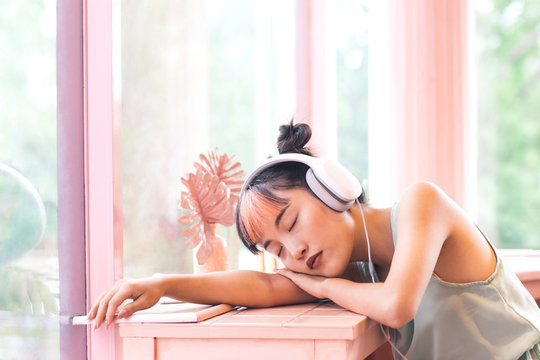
385, 309, 415, 329
382, 294, 417, 329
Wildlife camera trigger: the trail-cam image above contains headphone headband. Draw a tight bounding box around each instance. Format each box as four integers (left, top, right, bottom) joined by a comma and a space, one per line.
241, 153, 363, 211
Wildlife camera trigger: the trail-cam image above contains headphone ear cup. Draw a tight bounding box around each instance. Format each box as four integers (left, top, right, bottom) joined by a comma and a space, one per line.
242, 153, 363, 212
305, 168, 355, 212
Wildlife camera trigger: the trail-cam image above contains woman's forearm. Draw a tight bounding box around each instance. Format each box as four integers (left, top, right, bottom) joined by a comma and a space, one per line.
161, 270, 315, 308
322, 277, 412, 328
89, 269, 317, 329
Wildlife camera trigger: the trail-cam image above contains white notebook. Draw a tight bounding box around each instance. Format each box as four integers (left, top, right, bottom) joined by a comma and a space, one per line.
72, 300, 234, 325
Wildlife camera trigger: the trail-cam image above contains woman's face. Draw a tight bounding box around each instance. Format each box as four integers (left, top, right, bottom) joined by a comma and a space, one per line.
255, 188, 356, 277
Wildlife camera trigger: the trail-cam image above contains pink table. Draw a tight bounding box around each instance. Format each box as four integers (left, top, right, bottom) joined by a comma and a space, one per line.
118, 302, 386, 360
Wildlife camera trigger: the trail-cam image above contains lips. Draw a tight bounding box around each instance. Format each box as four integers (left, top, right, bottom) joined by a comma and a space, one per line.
307, 251, 322, 270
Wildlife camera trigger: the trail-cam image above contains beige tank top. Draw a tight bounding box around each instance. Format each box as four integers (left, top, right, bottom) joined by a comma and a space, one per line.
357, 202, 540, 359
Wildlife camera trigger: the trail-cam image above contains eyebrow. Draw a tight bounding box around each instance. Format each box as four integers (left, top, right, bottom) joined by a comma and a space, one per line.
274, 204, 290, 229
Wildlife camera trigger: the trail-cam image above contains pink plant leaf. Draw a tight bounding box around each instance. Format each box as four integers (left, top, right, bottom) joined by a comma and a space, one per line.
179, 168, 235, 227
197, 174, 219, 204
179, 192, 192, 210
185, 232, 203, 249
178, 212, 198, 225
196, 149, 244, 199
181, 220, 202, 239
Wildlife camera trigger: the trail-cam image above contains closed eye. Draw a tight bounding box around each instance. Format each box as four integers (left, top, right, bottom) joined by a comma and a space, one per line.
263, 241, 284, 259
288, 215, 298, 232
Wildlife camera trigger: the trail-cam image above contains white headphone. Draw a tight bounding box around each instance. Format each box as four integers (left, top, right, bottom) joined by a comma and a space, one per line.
242, 153, 363, 212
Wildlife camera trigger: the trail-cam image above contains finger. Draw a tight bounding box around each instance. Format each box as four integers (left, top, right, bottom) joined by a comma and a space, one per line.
276, 269, 299, 282
88, 291, 110, 320
94, 294, 112, 329
88, 282, 116, 320
275, 268, 292, 277
277, 270, 312, 289
105, 285, 135, 325
87, 301, 97, 319
116, 295, 151, 319
94, 282, 124, 329
88, 289, 109, 322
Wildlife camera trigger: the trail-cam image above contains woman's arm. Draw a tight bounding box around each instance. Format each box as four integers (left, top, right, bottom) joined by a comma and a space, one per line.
279, 181, 456, 328
88, 269, 318, 329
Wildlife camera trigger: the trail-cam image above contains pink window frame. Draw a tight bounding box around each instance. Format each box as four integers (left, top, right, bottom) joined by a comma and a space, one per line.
57, 0, 87, 359
83, 0, 123, 357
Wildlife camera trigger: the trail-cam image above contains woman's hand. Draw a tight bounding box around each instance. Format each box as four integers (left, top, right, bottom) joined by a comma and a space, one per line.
87, 276, 166, 329
275, 268, 328, 299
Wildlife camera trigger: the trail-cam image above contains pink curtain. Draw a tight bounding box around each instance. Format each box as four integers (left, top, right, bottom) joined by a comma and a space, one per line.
370, 0, 475, 211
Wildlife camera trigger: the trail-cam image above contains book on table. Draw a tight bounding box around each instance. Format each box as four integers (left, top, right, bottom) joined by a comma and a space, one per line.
72, 299, 234, 325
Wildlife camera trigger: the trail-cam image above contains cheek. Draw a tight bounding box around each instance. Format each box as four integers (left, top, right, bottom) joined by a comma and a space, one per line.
324, 216, 355, 274
283, 261, 301, 273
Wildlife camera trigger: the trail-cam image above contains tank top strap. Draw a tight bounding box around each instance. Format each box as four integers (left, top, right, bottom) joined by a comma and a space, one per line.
390, 201, 399, 247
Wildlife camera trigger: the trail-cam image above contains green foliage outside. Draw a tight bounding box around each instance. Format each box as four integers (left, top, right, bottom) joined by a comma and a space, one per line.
0, 0, 59, 359
0, 165, 45, 268
476, 0, 540, 248
335, 1, 369, 184
208, 0, 255, 169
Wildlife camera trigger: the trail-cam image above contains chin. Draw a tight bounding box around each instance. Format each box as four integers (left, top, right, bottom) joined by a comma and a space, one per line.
323, 263, 348, 278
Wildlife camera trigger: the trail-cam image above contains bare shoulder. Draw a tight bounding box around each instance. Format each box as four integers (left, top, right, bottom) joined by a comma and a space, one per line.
398, 181, 456, 224
398, 181, 475, 249
399, 181, 496, 283
401, 181, 449, 204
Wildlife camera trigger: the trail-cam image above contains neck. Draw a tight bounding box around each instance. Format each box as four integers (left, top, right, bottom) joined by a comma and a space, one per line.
349, 203, 394, 271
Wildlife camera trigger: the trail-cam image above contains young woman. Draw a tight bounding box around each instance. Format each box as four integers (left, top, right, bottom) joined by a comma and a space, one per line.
89, 122, 540, 359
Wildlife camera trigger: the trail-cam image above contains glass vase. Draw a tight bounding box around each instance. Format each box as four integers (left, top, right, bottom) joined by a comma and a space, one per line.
194, 224, 228, 273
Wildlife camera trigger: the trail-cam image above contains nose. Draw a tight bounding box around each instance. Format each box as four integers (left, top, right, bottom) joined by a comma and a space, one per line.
292, 242, 308, 260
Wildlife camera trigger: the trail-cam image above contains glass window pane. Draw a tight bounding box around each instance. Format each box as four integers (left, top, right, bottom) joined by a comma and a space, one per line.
0, 0, 59, 358
333, 0, 369, 183
119, 0, 295, 278
476, 0, 540, 248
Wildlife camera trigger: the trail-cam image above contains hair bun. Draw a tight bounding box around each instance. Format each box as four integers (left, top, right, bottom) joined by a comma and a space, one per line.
277, 121, 312, 155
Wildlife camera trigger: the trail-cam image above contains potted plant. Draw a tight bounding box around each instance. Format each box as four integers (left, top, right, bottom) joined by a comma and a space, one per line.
178, 150, 244, 273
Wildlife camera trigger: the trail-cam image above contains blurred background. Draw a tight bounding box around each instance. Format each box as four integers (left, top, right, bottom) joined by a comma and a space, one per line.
0, 0, 539, 358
